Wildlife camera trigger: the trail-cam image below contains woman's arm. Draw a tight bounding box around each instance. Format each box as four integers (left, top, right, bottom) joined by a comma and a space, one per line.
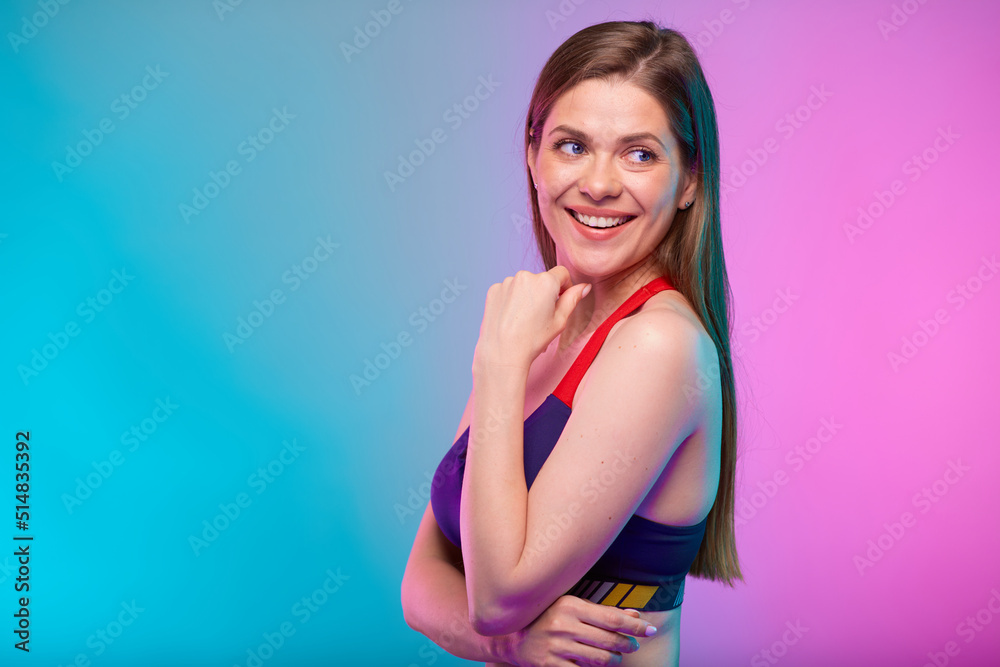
401, 502, 654, 666
402, 491, 512, 662
463, 275, 706, 635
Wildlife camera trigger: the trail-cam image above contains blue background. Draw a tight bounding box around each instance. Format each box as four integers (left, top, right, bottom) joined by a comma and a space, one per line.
2, 1, 541, 664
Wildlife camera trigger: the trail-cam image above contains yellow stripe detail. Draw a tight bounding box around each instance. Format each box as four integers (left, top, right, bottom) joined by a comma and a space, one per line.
620, 584, 659, 609
600, 583, 633, 607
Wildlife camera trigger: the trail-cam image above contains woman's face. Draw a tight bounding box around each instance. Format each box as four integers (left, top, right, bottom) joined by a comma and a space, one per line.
528, 78, 696, 281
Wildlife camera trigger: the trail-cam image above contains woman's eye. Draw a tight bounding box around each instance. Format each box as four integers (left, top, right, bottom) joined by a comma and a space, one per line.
628, 148, 655, 163
556, 140, 584, 155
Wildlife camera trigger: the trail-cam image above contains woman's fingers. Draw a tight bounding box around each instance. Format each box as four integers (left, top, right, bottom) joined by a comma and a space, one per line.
578, 601, 655, 639
572, 623, 641, 657
621, 608, 657, 636
555, 599, 649, 663
513, 596, 652, 667
560, 641, 628, 666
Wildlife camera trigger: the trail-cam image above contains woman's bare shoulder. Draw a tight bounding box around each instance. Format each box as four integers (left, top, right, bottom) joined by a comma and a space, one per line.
597, 290, 719, 417
612, 289, 713, 360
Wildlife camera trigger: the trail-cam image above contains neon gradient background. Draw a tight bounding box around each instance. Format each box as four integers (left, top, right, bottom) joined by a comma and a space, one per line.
1, 0, 998, 665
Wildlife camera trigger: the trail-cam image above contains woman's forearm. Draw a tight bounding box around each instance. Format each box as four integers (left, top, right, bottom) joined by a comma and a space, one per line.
462, 362, 531, 630
402, 556, 514, 664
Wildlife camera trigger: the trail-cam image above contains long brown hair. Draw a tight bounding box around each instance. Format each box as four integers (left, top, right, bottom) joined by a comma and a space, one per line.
524, 20, 743, 586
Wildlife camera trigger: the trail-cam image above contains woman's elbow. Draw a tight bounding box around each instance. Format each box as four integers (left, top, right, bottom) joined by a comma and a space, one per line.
469, 598, 523, 637
469, 609, 506, 637
400, 573, 426, 634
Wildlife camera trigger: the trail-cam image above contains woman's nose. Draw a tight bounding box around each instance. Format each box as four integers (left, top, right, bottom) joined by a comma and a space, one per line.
578, 155, 622, 200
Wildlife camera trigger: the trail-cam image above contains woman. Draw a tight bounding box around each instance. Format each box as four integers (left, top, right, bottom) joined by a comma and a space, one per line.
402, 20, 743, 666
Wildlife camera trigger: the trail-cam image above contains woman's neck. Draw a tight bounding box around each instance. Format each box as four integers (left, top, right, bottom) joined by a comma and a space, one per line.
556, 259, 661, 356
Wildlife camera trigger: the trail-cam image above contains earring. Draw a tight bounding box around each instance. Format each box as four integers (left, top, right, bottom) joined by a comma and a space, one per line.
684, 201, 693, 208
533, 181, 538, 188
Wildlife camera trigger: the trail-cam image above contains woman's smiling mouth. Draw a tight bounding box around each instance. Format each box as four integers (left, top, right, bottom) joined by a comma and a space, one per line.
566, 208, 638, 229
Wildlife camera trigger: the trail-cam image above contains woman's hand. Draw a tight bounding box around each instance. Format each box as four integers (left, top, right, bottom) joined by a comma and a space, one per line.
501, 596, 655, 666
474, 266, 591, 374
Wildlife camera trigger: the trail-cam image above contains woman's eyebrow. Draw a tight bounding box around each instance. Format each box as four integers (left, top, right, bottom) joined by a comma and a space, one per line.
549, 124, 667, 150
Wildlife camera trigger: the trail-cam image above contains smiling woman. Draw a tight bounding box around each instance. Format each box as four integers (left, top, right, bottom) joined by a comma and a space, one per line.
402, 19, 743, 667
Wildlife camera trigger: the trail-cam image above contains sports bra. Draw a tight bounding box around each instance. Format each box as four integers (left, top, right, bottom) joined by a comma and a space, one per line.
430, 275, 708, 612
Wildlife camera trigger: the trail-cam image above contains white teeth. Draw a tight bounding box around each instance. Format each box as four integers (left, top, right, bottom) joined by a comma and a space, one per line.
570, 209, 634, 228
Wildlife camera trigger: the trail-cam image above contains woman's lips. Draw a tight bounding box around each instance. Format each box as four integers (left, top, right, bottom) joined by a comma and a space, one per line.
564, 207, 637, 240
566, 208, 637, 229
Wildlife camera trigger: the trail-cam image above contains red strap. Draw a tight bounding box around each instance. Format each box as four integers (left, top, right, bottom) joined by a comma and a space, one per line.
552, 275, 675, 409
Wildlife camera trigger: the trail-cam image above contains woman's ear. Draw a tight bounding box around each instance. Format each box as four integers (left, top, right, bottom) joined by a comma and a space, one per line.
680, 169, 697, 207
527, 144, 538, 186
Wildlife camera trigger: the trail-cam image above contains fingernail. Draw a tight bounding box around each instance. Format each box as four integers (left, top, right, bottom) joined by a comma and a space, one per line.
645, 625, 658, 637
